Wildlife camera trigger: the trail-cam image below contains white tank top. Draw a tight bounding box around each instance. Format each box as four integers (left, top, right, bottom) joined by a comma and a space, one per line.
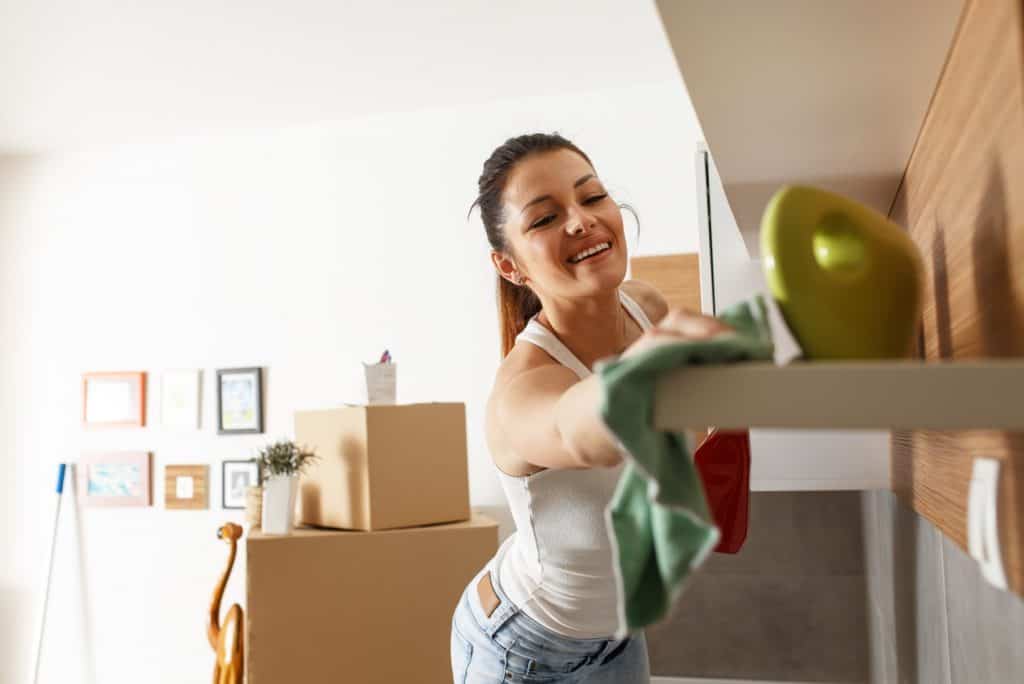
492, 289, 653, 639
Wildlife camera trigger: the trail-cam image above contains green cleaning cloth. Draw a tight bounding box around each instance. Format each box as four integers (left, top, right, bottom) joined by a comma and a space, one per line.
598, 296, 774, 637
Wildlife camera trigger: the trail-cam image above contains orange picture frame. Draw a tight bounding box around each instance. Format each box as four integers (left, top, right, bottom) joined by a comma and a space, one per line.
82, 371, 147, 428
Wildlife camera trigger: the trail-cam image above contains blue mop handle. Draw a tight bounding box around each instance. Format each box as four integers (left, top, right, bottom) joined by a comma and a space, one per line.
34, 463, 67, 684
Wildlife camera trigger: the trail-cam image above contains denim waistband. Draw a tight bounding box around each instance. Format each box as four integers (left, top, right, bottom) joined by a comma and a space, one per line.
468, 541, 622, 656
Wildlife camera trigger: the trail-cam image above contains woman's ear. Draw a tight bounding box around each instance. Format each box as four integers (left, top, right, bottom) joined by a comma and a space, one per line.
491, 250, 522, 285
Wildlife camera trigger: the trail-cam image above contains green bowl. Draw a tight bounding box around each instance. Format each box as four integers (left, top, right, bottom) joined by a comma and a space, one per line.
760, 185, 924, 359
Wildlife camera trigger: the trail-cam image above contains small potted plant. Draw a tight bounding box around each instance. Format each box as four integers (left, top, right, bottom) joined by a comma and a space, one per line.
256, 439, 317, 535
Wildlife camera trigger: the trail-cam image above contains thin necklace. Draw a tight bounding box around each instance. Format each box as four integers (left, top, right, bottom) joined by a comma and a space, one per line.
616, 303, 629, 354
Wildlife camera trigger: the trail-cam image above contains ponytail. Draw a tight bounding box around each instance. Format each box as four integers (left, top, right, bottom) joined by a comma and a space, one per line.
498, 276, 542, 357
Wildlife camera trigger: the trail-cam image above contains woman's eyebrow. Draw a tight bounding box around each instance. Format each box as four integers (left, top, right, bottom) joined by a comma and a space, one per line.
519, 174, 598, 215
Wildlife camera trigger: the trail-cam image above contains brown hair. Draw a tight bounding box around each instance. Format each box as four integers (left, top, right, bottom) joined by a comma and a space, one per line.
470, 133, 595, 356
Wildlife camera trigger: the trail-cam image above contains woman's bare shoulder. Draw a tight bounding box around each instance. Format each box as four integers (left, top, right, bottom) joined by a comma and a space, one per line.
621, 279, 669, 323
485, 340, 576, 476
490, 338, 559, 390
488, 340, 578, 426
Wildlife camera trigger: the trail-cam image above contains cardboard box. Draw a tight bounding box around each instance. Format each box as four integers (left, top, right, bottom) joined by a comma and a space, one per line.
246, 514, 498, 684
295, 403, 470, 530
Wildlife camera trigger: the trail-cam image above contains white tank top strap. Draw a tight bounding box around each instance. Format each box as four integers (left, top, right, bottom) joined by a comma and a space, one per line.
514, 289, 654, 380
617, 289, 655, 331
517, 320, 592, 380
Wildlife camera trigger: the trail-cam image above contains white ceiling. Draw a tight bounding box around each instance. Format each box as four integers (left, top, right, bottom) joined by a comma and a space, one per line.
0, 0, 683, 153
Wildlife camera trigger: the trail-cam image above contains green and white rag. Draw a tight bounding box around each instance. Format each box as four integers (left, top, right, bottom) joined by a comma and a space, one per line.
597, 295, 774, 638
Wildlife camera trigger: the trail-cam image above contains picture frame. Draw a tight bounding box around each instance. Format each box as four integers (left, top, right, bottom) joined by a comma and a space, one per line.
222, 459, 261, 509
216, 367, 264, 435
77, 451, 152, 507
164, 464, 209, 510
82, 371, 147, 428
161, 369, 201, 430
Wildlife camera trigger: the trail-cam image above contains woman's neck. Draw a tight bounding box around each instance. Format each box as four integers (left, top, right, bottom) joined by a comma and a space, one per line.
535, 288, 629, 368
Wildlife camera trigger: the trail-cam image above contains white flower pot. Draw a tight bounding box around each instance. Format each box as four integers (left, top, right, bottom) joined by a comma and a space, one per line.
261, 474, 298, 535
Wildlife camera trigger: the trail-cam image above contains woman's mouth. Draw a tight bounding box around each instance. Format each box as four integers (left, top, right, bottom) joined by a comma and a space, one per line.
567, 242, 612, 264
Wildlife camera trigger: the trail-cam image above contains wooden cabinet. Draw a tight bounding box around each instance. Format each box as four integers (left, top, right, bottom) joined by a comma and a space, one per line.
887, 0, 1024, 595
656, 0, 1024, 592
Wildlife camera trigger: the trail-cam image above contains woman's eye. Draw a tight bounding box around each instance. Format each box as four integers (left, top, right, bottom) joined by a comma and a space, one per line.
583, 193, 608, 205
530, 215, 556, 229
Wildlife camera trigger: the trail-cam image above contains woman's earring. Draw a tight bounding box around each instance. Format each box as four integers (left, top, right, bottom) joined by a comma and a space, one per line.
513, 274, 524, 286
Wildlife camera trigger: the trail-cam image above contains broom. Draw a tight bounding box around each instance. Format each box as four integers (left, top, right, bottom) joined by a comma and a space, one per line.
33, 463, 67, 684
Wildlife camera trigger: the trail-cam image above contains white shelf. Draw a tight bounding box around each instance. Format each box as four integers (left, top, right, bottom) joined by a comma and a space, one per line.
656, 0, 962, 223
654, 360, 1024, 432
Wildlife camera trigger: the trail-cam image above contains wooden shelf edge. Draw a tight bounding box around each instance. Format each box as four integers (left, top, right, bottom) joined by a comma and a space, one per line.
653, 360, 1024, 431
752, 478, 890, 492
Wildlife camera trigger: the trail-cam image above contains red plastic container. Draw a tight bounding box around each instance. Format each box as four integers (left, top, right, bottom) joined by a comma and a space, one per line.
693, 428, 751, 554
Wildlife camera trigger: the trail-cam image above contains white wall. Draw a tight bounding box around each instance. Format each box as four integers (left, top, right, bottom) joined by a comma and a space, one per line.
0, 80, 704, 684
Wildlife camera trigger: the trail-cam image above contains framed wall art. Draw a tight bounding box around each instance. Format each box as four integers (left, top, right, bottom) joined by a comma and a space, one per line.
161, 369, 201, 430
82, 371, 147, 428
77, 451, 152, 507
164, 464, 208, 510
216, 367, 263, 434
222, 459, 261, 509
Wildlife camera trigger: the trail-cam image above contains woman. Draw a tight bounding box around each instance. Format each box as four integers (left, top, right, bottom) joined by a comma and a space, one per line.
451, 133, 731, 683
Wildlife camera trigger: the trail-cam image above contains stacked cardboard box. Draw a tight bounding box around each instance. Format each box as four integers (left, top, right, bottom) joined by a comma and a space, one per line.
295, 403, 472, 530
246, 403, 497, 683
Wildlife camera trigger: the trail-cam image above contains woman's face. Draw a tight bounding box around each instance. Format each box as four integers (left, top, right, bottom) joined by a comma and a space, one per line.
494, 149, 628, 299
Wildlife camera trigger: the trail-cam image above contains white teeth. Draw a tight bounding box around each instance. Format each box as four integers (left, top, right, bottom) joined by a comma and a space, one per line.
569, 242, 610, 263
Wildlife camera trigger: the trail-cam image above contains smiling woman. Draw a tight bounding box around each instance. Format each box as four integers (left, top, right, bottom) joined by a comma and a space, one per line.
451, 133, 731, 683
479, 139, 632, 357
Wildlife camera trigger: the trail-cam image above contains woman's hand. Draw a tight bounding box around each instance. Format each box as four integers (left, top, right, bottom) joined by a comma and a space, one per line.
621, 308, 732, 448
622, 308, 734, 359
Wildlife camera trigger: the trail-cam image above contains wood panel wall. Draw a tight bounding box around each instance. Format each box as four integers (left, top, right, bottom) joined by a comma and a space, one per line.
889, 0, 1024, 594
630, 253, 702, 313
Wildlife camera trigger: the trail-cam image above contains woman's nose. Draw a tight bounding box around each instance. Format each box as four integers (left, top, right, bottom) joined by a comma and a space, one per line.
566, 207, 595, 235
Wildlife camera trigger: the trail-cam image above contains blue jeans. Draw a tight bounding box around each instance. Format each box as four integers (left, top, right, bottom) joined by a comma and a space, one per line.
450, 567, 650, 683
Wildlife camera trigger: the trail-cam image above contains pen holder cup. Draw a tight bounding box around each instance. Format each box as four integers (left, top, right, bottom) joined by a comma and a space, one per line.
364, 363, 397, 405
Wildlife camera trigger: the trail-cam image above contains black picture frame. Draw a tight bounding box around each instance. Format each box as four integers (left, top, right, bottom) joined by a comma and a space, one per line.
222, 459, 262, 510
216, 367, 264, 435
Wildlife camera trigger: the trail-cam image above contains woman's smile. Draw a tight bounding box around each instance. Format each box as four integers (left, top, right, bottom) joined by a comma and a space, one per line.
567, 240, 613, 265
